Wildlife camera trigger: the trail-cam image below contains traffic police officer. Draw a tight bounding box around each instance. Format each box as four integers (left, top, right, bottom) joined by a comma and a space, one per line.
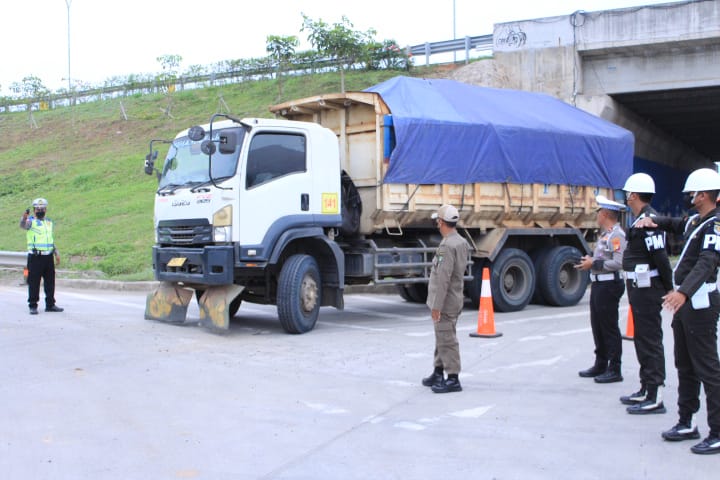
19, 198, 64, 315
621, 173, 673, 414
577, 195, 627, 383
422, 204, 470, 394
635, 168, 720, 455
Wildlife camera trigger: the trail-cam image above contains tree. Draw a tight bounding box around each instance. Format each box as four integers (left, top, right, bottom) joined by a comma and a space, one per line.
301, 14, 374, 92
156, 54, 183, 92
266, 34, 299, 100
10, 75, 49, 125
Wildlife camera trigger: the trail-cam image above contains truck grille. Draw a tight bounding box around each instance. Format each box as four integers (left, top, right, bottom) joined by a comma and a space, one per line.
157, 219, 212, 246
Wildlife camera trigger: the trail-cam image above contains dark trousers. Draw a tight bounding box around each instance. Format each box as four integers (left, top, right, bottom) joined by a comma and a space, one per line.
626, 279, 666, 387
27, 254, 56, 309
672, 291, 720, 435
590, 279, 625, 369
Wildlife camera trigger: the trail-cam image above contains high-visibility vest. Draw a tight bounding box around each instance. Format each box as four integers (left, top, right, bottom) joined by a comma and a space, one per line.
26, 218, 55, 252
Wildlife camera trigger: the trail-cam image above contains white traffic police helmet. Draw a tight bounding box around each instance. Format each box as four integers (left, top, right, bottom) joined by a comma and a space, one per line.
682, 168, 720, 192
32, 197, 48, 208
622, 173, 655, 194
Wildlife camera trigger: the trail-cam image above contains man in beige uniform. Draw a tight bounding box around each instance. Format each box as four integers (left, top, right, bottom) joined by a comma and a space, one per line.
423, 204, 471, 394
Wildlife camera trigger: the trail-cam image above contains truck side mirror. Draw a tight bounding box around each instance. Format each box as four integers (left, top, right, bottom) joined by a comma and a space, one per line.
219, 131, 238, 154
144, 150, 158, 176
188, 126, 206, 142
201, 139, 216, 155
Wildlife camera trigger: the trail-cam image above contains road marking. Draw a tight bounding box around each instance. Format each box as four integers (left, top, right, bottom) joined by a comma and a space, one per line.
519, 335, 547, 342
449, 405, 494, 418
480, 355, 564, 374
61, 291, 145, 309
394, 421, 427, 431
302, 401, 348, 415
550, 327, 591, 336
317, 322, 389, 332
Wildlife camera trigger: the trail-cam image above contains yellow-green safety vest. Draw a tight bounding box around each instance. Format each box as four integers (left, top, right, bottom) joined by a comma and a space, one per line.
27, 218, 55, 253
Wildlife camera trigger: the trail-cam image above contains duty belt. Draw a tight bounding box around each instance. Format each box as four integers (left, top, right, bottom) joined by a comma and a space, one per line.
590, 272, 622, 282
624, 269, 659, 281
29, 251, 53, 256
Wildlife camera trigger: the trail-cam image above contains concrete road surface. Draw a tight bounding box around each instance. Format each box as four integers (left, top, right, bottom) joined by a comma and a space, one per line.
0, 279, 717, 480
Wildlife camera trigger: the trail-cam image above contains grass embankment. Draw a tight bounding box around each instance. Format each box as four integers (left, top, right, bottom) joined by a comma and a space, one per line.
0, 69, 429, 280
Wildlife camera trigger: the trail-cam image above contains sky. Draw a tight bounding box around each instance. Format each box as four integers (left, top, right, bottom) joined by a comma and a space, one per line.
0, 0, 676, 94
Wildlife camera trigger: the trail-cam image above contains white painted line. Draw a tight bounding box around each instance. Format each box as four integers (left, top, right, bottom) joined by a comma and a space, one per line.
480, 355, 564, 374
405, 331, 433, 337
317, 321, 389, 332
61, 291, 145, 310
449, 405, 494, 419
518, 335, 547, 342
550, 327, 591, 336
394, 421, 427, 431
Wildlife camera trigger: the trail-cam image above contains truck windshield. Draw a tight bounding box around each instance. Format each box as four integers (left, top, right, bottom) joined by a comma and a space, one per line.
158, 128, 244, 189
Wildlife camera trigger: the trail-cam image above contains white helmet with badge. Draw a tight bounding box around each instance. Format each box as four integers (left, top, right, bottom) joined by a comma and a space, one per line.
32, 197, 48, 208
682, 168, 720, 192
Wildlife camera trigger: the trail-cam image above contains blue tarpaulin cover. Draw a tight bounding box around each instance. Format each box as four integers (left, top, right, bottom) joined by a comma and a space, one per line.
365, 76, 633, 189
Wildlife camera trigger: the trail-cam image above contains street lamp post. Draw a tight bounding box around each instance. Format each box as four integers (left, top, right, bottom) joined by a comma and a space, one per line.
65, 0, 72, 92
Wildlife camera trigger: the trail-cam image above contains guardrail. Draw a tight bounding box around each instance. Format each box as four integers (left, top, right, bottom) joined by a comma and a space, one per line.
0, 251, 27, 267
409, 35, 494, 65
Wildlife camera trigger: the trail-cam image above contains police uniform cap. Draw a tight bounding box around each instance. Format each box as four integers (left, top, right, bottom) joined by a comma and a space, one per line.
595, 195, 625, 212
32, 197, 48, 208
432, 204, 460, 222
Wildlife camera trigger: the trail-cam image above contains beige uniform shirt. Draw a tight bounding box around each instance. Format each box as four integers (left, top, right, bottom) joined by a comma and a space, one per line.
591, 223, 626, 274
426, 230, 470, 316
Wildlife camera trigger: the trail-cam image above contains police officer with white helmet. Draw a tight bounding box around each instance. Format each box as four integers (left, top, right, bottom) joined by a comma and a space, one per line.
635, 167, 720, 455
19, 198, 63, 315
621, 173, 674, 414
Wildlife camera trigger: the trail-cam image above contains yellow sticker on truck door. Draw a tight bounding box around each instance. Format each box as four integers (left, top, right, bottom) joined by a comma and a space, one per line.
322, 193, 339, 214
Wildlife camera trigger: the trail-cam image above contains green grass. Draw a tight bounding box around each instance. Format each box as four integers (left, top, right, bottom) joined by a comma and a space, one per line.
0, 68, 438, 279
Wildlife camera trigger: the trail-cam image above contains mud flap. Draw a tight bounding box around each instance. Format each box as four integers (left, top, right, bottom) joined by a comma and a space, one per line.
145, 282, 194, 324
198, 285, 245, 332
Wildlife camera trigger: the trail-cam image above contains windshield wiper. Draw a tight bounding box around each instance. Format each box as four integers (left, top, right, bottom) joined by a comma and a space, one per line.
157, 183, 183, 195
189, 176, 233, 192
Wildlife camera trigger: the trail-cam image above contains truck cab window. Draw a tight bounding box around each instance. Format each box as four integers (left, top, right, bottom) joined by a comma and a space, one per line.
246, 132, 307, 188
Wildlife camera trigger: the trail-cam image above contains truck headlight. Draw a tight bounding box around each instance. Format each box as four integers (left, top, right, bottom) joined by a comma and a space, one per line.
213, 226, 231, 242
213, 205, 232, 242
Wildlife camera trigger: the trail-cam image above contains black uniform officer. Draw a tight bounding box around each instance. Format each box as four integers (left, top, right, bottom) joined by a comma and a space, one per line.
577, 195, 627, 383
620, 173, 673, 414
636, 168, 720, 455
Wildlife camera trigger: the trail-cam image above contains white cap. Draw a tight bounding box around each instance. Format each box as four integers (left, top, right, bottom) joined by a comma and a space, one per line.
682, 168, 720, 192
595, 195, 626, 212
623, 173, 655, 194
431, 204, 460, 222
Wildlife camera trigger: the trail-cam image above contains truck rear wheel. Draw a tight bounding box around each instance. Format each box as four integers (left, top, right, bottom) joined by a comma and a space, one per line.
490, 248, 535, 312
397, 283, 428, 303
277, 254, 321, 334
536, 246, 589, 307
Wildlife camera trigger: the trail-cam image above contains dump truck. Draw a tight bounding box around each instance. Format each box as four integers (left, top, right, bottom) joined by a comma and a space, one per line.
143, 76, 633, 333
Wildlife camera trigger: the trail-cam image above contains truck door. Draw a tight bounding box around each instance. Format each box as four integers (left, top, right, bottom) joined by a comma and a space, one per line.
238, 130, 314, 250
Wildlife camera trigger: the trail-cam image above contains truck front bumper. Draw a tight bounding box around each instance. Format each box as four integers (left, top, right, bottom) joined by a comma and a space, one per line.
152, 245, 234, 285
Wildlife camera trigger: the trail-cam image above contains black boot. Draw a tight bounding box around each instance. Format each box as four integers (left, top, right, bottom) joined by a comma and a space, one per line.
595, 365, 623, 384
422, 367, 444, 387
620, 384, 647, 405
627, 384, 666, 415
578, 359, 607, 378
662, 416, 701, 441
431, 374, 462, 393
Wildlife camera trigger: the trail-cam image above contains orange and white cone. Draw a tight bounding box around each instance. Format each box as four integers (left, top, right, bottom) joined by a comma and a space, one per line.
470, 267, 503, 338
622, 306, 634, 341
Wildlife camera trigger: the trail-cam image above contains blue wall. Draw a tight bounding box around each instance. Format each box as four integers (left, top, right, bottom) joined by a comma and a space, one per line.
634, 156, 689, 216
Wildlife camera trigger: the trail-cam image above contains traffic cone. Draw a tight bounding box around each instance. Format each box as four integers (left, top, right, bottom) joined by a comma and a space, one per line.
622, 306, 634, 341
22, 267, 28, 285
470, 267, 503, 338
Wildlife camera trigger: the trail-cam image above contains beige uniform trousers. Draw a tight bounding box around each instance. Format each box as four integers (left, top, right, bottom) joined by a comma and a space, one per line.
433, 312, 461, 374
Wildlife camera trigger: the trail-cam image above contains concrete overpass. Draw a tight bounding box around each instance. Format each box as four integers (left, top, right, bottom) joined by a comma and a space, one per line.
487, 0, 720, 207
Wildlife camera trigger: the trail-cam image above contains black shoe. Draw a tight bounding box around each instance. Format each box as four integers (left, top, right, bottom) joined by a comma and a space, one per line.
627, 400, 666, 415
620, 387, 647, 405
431, 377, 462, 394
578, 364, 606, 378
422, 371, 444, 387
662, 421, 701, 442
45, 305, 64, 312
29, 307, 38, 315
595, 370, 623, 384
691, 435, 720, 455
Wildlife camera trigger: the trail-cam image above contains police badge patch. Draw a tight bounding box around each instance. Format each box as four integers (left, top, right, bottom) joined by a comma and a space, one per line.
714, 221, 720, 235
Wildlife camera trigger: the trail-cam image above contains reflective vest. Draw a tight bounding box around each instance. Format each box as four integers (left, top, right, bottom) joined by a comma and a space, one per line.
26, 218, 55, 253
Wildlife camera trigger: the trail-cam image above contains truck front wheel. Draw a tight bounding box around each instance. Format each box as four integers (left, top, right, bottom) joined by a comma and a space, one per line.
277, 254, 322, 334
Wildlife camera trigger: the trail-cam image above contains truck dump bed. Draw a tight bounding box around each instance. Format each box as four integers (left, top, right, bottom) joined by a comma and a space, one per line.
269, 77, 633, 235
